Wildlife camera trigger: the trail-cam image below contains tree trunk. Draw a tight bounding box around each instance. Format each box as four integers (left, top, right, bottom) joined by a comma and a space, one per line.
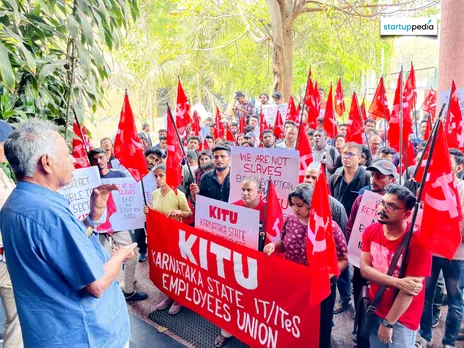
282, 26, 294, 102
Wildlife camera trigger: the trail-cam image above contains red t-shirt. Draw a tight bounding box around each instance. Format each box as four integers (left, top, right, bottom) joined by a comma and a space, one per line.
232, 199, 265, 223
361, 223, 431, 330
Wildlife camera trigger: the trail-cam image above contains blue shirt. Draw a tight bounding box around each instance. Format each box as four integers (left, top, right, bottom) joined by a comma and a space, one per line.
0, 182, 129, 348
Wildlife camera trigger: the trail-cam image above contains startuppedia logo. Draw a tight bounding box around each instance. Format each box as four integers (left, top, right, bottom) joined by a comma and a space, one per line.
380, 18, 438, 36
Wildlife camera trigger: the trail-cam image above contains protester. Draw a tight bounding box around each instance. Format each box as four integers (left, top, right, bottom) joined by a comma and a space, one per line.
205, 135, 215, 150
244, 132, 257, 147
230, 122, 238, 134
155, 136, 167, 150
143, 164, 192, 315
241, 141, 253, 147
419, 120, 428, 140
190, 144, 231, 203
180, 150, 197, 202
138, 122, 153, 148
360, 184, 432, 347
158, 128, 167, 138
415, 149, 464, 348
234, 91, 254, 122
307, 128, 315, 146
339, 123, 348, 135
312, 129, 339, 175
263, 184, 348, 348
364, 118, 376, 132
145, 146, 166, 171
276, 124, 297, 149
194, 151, 214, 185
360, 145, 373, 167
100, 137, 115, 162
259, 93, 270, 105
272, 91, 283, 104
262, 130, 276, 148
88, 148, 148, 302
330, 142, 370, 314
186, 135, 201, 151
335, 133, 346, 155
369, 134, 383, 159
377, 147, 397, 163
236, 133, 245, 146
1, 120, 136, 347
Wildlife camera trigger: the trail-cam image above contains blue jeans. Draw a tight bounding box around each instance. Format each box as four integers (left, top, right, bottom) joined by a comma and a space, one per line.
369, 315, 417, 348
419, 257, 464, 346
337, 267, 351, 306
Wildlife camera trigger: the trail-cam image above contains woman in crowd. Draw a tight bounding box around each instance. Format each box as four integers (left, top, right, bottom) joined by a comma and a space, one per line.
143, 164, 192, 315
263, 184, 348, 348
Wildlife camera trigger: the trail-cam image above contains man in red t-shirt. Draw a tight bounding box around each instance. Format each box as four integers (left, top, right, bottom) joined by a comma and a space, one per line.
360, 184, 432, 346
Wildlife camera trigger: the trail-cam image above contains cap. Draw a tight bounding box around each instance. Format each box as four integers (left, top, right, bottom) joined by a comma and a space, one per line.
271, 91, 282, 100
235, 91, 245, 99
367, 160, 397, 177
0, 121, 13, 143
244, 132, 256, 139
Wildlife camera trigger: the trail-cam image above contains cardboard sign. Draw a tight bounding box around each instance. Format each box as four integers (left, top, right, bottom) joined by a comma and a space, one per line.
58, 166, 101, 220
195, 195, 260, 250
262, 104, 288, 127
229, 147, 299, 217
146, 210, 321, 348
96, 177, 145, 233
347, 190, 423, 268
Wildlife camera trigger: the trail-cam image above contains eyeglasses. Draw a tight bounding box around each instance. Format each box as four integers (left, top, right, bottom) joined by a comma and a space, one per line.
342, 151, 357, 158
378, 200, 403, 213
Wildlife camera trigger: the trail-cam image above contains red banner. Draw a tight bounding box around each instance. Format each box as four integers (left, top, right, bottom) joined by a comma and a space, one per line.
146, 210, 320, 348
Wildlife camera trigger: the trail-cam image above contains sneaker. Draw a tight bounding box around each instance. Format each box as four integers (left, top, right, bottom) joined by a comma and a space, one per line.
124, 291, 148, 302
168, 301, 182, 315
432, 312, 441, 328
415, 336, 430, 348
333, 301, 352, 315
154, 298, 173, 310
138, 252, 147, 262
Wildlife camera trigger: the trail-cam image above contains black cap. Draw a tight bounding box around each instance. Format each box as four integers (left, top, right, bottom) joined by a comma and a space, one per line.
235, 91, 245, 99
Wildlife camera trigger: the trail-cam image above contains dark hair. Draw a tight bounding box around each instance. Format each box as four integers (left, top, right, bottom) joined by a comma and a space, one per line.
202, 160, 215, 172
364, 118, 375, 126
335, 133, 346, 141
450, 148, 464, 165
361, 145, 372, 166
158, 129, 166, 133
262, 129, 274, 137
159, 136, 166, 141
420, 119, 428, 125
272, 91, 282, 100
260, 93, 270, 100
284, 120, 296, 127
231, 122, 238, 127
288, 183, 314, 207
339, 123, 348, 128
153, 164, 166, 173
344, 142, 362, 156
244, 125, 255, 134
249, 114, 259, 121
100, 137, 112, 145
384, 184, 416, 210
314, 128, 327, 137
223, 141, 235, 147
205, 135, 214, 141
144, 146, 166, 158
316, 116, 324, 123
307, 128, 315, 136
185, 150, 198, 161
187, 135, 201, 143
88, 147, 106, 158
211, 144, 231, 156
379, 147, 397, 156
198, 150, 212, 159
142, 122, 149, 130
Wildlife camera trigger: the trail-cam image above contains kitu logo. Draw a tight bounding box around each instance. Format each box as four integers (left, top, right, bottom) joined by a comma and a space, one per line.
380, 18, 438, 36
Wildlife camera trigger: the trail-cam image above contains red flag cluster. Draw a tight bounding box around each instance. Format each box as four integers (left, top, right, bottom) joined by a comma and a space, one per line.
72, 123, 92, 169
445, 80, 464, 151
345, 92, 364, 144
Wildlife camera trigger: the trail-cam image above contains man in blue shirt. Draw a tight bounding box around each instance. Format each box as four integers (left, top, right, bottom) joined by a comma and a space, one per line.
0, 120, 136, 348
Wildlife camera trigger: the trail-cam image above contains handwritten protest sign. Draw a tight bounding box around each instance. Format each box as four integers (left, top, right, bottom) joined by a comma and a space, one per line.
195, 195, 260, 250
229, 147, 299, 217
96, 177, 145, 233
58, 166, 101, 220
347, 190, 423, 267
262, 104, 288, 127
147, 210, 320, 348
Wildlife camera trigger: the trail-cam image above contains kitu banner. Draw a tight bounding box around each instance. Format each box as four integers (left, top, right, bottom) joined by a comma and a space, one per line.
146, 210, 320, 348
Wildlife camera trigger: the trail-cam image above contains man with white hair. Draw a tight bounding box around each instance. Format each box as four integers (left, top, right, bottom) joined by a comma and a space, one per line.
0, 120, 136, 348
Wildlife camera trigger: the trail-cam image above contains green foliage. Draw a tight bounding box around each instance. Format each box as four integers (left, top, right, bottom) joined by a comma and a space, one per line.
0, 0, 138, 128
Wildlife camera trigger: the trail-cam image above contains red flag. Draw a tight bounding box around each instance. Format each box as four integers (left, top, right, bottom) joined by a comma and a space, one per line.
191, 110, 201, 137
274, 110, 284, 139
202, 137, 209, 151
307, 82, 319, 129
422, 89, 437, 119
72, 123, 92, 169
296, 125, 313, 183
334, 77, 345, 116
264, 180, 283, 245
287, 95, 299, 122
307, 169, 339, 305
313, 82, 321, 116
114, 95, 149, 182
346, 92, 364, 144
175, 79, 193, 135
323, 84, 337, 138
214, 106, 225, 139
420, 120, 462, 260
259, 109, 269, 143
404, 64, 417, 109
360, 98, 368, 122
445, 80, 464, 151
369, 76, 390, 120
304, 69, 313, 108
424, 116, 432, 141
225, 123, 235, 142
165, 107, 184, 194
239, 114, 246, 134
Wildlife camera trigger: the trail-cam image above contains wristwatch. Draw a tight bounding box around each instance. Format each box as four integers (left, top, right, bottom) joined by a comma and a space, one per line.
381, 319, 394, 328
84, 215, 103, 228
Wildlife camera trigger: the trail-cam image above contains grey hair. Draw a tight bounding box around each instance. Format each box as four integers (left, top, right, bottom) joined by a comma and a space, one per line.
242, 176, 261, 189
5, 120, 59, 178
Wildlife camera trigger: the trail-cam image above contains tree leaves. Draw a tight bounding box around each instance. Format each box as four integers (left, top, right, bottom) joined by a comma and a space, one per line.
0, 42, 15, 92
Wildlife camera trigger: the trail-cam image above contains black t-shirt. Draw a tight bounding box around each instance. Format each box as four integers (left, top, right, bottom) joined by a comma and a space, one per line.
101, 169, 127, 179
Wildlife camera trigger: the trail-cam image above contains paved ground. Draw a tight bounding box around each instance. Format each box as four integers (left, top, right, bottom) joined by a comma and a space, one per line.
127, 261, 462, 348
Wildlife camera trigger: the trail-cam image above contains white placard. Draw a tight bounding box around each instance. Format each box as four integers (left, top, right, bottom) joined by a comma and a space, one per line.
229, 146, 299, 217
195, 195, 260, 250
58, 166, 101, 220
96, 177, 146, 233
262, 104, 288, 127
347, 190, 423, 268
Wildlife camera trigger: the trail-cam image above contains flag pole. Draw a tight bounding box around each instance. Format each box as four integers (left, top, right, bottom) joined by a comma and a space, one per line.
261, 176, 273, 252
410, 62, 419, 140
340, 76, 345, 124
299, 66, 312, 126
395, 103, 446, 291
399, 66, 404, 185
166, 103, 195, 184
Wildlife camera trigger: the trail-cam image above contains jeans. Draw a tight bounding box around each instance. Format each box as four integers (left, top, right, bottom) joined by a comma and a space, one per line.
369, 315, 417, 348
132, 228, 147, 254
337, 267, 351, 306
320, 281, 337, 347
419, 257, 464, 346
432, 271, 444, 319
